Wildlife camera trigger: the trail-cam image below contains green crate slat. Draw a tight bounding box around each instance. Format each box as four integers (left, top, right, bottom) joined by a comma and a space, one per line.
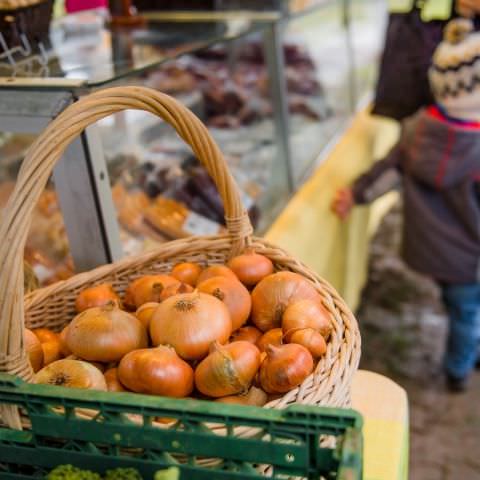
0, 374, 363, 479
29, 414, 311, 468
0, 444, 265, 480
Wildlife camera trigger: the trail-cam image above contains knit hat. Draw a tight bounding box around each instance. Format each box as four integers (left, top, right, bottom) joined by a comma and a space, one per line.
429, 19, 480, 121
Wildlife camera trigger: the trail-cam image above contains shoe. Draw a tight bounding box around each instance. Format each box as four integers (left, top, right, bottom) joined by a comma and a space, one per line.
446, 374, 468, 393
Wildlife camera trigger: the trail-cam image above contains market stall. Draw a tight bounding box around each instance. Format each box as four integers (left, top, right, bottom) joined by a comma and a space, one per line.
0, 1, 408, 478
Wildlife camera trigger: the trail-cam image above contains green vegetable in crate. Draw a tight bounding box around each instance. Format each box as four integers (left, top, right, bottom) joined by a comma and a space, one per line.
46, 464, 101, 479
154, 468, 180, 480
104, 468, 143, 480
45, 465, 178, 480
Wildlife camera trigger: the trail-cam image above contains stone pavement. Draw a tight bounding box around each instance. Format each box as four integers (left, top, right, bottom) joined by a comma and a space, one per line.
356, 202, 480, 480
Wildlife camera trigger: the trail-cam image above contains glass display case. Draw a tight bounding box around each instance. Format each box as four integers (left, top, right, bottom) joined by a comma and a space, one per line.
0, 0, 387, 285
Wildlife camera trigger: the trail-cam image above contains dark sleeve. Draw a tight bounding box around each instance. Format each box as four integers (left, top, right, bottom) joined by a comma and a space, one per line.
351, 142, 404, 205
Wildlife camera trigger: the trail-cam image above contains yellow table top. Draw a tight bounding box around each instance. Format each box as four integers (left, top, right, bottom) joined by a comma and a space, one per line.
352, 370, 409, 480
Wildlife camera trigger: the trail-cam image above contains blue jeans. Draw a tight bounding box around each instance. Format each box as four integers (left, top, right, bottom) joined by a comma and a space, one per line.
441, 283, 480, 379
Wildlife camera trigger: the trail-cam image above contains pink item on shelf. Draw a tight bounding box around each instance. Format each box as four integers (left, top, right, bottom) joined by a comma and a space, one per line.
65, 0, 108, 13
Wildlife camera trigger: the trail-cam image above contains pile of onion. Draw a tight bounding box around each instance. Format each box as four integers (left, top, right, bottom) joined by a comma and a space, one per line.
123, 274, 179, 310
75, 283, 120, 313
195, 341, 261, 397
150, 291, 232, 360
34, 359, 107, 391
65, 302, 148, 362
118, 346, 193, 397
39, 252, 334, 407
197, 276, 251, 331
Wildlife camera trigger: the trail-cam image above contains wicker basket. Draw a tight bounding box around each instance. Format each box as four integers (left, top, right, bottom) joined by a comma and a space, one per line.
0, 0, 53, 48
0, 86, 360, 429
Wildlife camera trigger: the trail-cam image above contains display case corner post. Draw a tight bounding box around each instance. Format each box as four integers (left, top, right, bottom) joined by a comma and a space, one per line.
262, 20, 295, 192
53, 123, 124, 271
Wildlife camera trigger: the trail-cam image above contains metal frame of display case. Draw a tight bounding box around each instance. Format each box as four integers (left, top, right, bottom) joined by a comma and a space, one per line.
0, 0, 357, 272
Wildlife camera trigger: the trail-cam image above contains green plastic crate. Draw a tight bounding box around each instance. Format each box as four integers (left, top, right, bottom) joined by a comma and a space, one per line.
0, 373, 362, 479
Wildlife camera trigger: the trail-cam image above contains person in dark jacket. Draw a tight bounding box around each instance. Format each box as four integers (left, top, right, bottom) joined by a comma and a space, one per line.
373, 0, 480, 121
332, 19, 480, 392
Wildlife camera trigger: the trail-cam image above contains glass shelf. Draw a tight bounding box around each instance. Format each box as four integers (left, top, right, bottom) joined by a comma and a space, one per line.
0, 10, 273, 87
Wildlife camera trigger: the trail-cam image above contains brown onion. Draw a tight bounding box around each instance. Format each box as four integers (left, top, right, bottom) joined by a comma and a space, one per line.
196, 265, 237, 285
34, 359, 107, 390
104, 367, 127, 392
66, 354, 106, 372
59, 325, 72, 356
124, 274, 179, 310
25, 328, 44, 372
159, 282, 194, 301
216, 386, 268, 406
135, 302, 160, 330
230, 326, 262, 344
256, 328, 283, 352
259, 344, 313, 394
42, 340, 63, 366
171, 262, 203, 286
282, 299, 332, 340
227, 250, 274, 287
195, 341, 261, 397
118, 346, 194, 397
75, 283, 120, 313
287, 328, 327, 358
33, 328, 59, 344
66, 303, 148, 362
150, 292, 231, 360
251, 272, 321, 331
198, 276, 251, 331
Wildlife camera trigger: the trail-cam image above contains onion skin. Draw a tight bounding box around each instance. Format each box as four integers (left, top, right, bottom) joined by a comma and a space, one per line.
159, 282, 194, 301
288, 328, 327, 358
230, 326, 262, 344
259, 344, 314, 394
118, 346, 194, 397
33, 328, 59, 344
66, 304, 148, 362
282, 299, 332, 340
66, 354, 105, 372
104, 367, 127, 392
41, 340, 63, 366
135, 302, 160, 330
123, 275, 179, 310
195, 341, 261, 398
198, 276, 251, 331
171, 262, 203, 286
197, 265, 237, 285
216, 386, 268, 406
75, 284, 121, 313
150, 292, 232, 360
34, 359, 107, 391
256, 328, 283, 353
25, 328, 44, 372
228, 251, 274, 287
59, 325, 72, 357
251, 272, 321, 331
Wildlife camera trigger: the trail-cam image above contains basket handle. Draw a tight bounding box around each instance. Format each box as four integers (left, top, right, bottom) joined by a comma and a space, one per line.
0, 86, 253, 384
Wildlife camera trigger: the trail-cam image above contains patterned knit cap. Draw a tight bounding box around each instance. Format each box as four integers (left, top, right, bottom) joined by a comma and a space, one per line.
429, 19, 480, 121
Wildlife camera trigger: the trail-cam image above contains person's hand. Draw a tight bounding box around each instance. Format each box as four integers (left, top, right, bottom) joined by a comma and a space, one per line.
456, 0, 480, 17
331, 187, 355, 220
